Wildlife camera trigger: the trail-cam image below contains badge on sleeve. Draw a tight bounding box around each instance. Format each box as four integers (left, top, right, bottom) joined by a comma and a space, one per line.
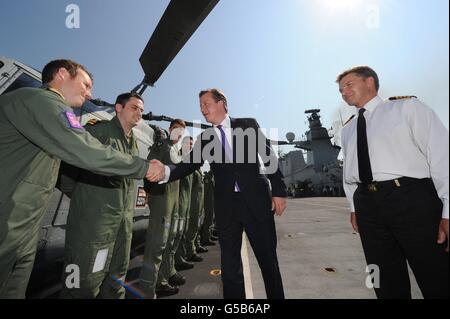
62, 111, 84, 130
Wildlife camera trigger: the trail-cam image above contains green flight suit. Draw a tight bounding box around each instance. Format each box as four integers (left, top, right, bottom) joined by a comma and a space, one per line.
157, 142, 185, 288
0, 87, 148, 299
174, 174, 193, 268
139, 138, 180, 298
59, 116, 139, 299
200, 171, 215, 243
185, 170, 204, 258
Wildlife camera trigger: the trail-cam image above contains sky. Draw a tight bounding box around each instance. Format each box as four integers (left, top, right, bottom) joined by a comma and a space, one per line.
1, 0, 448, 152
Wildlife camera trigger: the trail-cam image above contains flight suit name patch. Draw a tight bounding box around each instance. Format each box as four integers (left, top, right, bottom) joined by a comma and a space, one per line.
63, 111, 84, 129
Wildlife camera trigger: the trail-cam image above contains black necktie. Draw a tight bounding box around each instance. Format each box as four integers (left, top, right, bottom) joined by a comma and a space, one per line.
357, 108, 373, 183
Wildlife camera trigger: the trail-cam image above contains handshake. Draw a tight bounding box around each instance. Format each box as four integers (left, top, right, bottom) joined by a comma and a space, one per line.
145, 159, 166, 182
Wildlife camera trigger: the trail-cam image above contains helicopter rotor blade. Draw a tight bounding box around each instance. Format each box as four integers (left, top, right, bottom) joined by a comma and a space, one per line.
139, 0, 220, 87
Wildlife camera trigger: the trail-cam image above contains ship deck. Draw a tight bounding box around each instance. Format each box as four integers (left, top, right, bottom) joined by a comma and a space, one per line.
126, 197, 422, 299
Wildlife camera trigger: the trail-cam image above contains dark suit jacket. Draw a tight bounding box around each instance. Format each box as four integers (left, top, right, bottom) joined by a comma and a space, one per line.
169, 117, 287, 229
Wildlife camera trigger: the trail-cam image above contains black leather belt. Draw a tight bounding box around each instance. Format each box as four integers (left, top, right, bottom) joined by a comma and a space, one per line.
358, 177, 429, 193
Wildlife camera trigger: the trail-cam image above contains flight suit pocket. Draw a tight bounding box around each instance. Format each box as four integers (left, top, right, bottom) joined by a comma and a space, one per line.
83, 241, 115, 278
11, 180, 53, 211
92, 204, 123, 242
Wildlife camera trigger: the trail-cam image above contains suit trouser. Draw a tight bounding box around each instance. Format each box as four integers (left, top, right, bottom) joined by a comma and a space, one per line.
218, 193, 284, 299
354, 178, 449, 299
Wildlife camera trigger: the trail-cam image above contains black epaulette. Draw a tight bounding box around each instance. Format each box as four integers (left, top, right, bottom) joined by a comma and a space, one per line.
389, 95, 417, 101
343, 115, 355, 126
86, 118, 101, 126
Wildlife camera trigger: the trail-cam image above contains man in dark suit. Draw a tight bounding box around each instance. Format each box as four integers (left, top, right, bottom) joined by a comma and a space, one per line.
148, 88, 287, 299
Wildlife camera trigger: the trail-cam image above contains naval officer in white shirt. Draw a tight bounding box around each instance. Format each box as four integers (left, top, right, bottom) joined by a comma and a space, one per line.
338, 66, 448, 299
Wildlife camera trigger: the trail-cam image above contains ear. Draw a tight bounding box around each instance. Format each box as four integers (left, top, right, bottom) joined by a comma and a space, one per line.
366, 76, 376, 89
57, 67, 69, 81
115, 103, 123, 113
219, 100, 227, 113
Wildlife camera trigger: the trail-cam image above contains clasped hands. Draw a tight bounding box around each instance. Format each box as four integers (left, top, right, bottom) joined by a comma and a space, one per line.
146, 159, 166, 182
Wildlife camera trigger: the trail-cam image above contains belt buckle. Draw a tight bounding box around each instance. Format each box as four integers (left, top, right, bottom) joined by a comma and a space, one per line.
367, 183, 377, 192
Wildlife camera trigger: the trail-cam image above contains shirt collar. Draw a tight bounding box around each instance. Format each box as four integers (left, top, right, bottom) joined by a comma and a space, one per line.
357, 95, 383, 113
112, 115, 134, 140
215, 115, 231, 129
41, 85, 66, 100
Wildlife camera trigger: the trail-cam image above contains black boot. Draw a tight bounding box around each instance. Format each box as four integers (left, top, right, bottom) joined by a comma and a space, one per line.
186, 254, 203, 262
169, 273, 186, 286
175, 261, 194, 271
196, 245, 209, 253
156, 284, 179, 298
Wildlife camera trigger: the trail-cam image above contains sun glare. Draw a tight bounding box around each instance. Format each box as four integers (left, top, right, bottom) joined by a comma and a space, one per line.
318, 0, 362, 13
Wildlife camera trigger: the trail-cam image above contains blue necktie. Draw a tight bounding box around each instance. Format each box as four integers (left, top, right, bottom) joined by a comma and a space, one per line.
217, 125, 240, 192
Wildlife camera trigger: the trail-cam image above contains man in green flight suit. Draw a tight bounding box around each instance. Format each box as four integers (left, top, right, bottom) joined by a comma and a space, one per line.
200, 170, 216, 246
174, 136, 195, 272
0, 59, 159, 299
139, 119, 186, 298
185, 169, 205, 262
59, 92, 145, 298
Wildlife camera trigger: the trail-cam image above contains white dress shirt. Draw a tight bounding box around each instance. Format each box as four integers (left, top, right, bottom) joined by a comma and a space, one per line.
341, 95, 449, 218
161, 115, 233, 183
214, 115, 233, 155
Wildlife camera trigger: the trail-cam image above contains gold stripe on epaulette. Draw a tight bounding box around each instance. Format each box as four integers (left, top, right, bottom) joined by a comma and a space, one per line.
86, 118, 99, 126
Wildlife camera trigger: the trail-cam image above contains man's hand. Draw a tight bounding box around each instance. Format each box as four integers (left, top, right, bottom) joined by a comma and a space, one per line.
437, 218, 449, 253
146, 159, 165, 182
350, 212, 359, 233
272, 197, 286, 216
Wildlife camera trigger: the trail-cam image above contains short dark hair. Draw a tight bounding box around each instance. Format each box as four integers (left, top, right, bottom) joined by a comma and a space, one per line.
199, 88, 228, 113
42, 59, 93, 84
115, 92, 144, 106
336, 66, 380, 91
170, 118, 186, 129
